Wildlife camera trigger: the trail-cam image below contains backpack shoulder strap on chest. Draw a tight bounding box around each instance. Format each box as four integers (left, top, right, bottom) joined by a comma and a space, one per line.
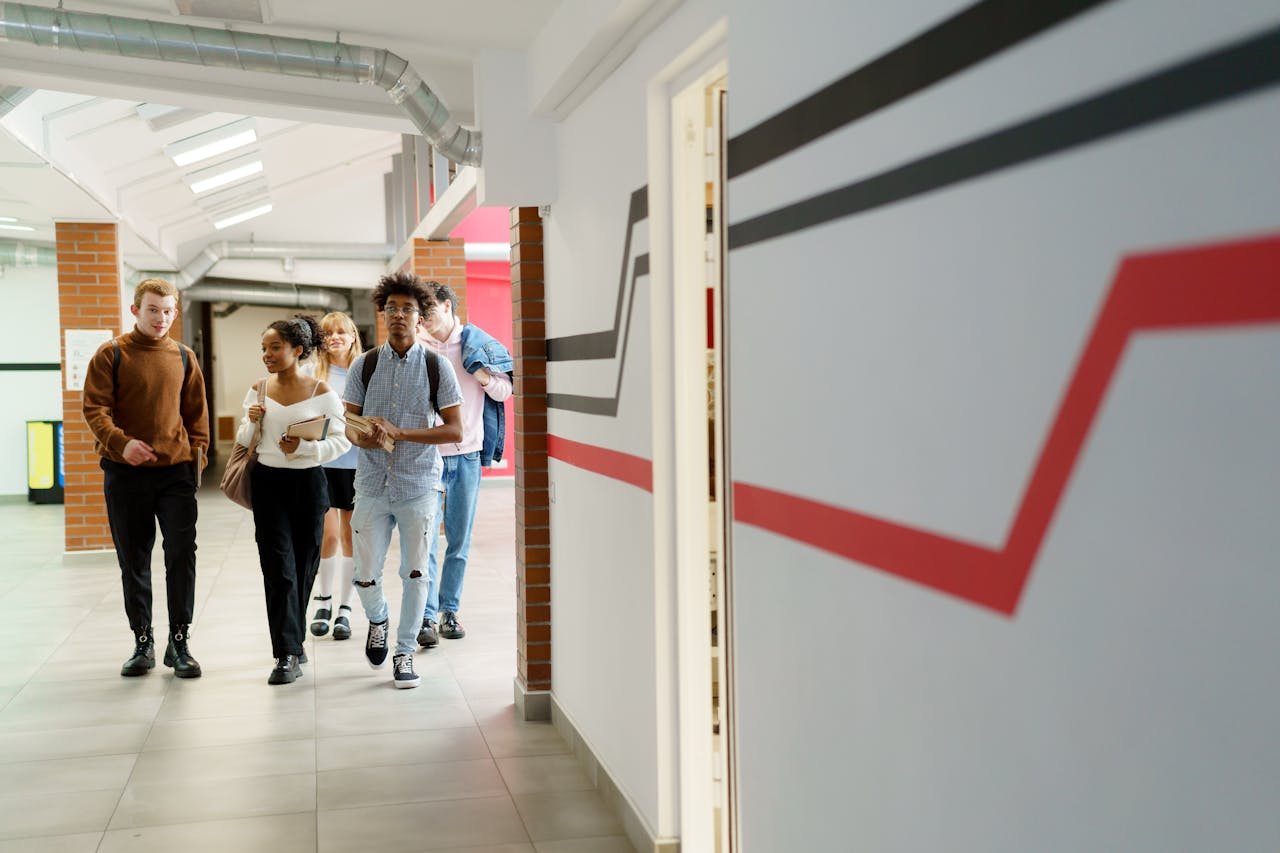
361, 346, 380, 388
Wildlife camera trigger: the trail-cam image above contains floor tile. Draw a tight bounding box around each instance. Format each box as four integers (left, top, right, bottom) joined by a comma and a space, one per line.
97, 812, 317, 853
497, 755, 596, 795
318, 757, 507, 810
317, 725, 491, 771
0, 832, 103, 853
2, 753, 136, 796
128, 738, 315, 785
109, 772, 317, 829
0, 788, 119, 840
317, 796, 529, 852
512, 791, 625, 843
534, 838, 638, 853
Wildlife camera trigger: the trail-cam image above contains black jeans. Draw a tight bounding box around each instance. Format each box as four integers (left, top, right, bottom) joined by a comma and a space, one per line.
101, 459, 198, 630
250, 464, 329, 657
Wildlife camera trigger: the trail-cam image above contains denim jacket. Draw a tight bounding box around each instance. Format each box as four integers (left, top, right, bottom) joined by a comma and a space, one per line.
460, 324, 514, 465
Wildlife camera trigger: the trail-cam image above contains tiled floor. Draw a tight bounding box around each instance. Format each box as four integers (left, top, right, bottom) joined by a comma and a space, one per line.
0, 479, 632, 852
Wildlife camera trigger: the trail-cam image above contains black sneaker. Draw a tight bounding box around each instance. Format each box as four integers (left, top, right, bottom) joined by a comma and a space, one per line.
267, 655, 299, 685
310, 596, 332, 637
440, 611, 466, 640
417, 618, 439, 648
392, 653, 420, 689
365, 620, 389, 669
332, 607, 352, 641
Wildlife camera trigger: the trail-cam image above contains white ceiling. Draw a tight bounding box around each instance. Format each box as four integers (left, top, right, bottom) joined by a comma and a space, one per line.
0, 0, 587, 277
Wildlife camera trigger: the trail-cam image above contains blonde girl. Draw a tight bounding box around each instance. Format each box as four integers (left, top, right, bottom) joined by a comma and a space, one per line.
309, 312, 364, 640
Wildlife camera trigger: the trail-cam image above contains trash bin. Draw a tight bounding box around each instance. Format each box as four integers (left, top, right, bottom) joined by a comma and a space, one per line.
27, 420, 64, 504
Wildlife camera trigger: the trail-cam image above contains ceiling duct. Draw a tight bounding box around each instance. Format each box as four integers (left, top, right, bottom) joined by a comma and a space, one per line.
0, 84, 32, 117
0, 238, 56, 266
171, 240, 395, 289
0, 2, 481, 165
184, 279, 349, 311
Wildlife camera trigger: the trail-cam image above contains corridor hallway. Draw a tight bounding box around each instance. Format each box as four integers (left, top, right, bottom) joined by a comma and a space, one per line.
0, 481, 633, 852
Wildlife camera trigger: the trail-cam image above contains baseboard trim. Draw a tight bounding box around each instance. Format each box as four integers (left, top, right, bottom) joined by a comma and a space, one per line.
550, 694, 681, 853
513, 678, 551, 721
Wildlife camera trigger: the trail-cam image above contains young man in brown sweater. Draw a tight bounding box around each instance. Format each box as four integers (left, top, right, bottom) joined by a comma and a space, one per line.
82, 278, 210, 678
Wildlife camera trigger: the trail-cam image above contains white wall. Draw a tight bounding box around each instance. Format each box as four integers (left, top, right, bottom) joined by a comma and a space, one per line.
0, 265, 65, 495
725, 1, 1280, 851
544, 0, 725, 839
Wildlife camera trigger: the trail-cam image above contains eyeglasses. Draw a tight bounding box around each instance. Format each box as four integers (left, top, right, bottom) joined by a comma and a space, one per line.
382, 306, 419, 318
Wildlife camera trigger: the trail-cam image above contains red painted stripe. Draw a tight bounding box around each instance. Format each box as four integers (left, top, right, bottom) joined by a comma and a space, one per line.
733, 232, 1280, 616
548, 434, 653, 492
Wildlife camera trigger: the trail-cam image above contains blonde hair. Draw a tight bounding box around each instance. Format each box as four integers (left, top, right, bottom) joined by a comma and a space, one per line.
134, 277, 178, 308
315, 312, 362, 381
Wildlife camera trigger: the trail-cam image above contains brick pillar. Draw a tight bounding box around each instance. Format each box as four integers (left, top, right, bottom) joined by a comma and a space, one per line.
410, 237, 467, 321
56, 222, 122, 553
511, 207, 550, 718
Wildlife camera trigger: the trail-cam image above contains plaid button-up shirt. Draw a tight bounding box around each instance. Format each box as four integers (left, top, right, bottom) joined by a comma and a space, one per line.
343, 342, 463, 502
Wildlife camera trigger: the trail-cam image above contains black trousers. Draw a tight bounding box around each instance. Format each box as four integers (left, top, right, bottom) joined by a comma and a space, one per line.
101, 459, 198, 630
250, 464, 329, 657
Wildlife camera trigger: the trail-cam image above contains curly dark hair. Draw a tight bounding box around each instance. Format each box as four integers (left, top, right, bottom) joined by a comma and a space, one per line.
371, 270, 433, 316
266, 314, 322, 360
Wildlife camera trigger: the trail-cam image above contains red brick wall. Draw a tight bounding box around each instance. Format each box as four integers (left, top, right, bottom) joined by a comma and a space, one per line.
511, 208, 551, 692
411, 237, 468, 322
57, 222, 122, 553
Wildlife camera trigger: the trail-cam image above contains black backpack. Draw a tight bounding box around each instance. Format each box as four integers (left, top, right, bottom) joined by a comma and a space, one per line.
360, 345, 442, 415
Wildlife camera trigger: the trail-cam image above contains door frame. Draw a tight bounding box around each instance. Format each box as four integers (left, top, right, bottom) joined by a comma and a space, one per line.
646, 19, 732, 852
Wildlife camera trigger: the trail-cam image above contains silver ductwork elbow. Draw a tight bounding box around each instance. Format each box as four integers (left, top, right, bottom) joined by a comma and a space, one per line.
184, 280, 349, 311
0, 2, 481, 165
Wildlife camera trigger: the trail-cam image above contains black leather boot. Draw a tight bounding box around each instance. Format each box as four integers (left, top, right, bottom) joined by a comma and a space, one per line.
163, 624, 202, 679
121, 626, 155, 677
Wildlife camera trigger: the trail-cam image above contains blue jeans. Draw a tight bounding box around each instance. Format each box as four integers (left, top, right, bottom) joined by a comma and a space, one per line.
424, 451, 482, 622
351, 490, 436, 655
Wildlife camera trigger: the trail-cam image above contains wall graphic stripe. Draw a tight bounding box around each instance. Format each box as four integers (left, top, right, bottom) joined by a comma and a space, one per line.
546, 253, 649, 416
548, 434, 653, 493
546, 188, 648, 363
727, 0, 1114, 179
733, 232, 1280, 616
728, 26, 1280, 250
0, 363, 59, 371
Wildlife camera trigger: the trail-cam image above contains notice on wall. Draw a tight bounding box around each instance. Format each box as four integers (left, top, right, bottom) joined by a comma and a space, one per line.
64, 329, 113, 392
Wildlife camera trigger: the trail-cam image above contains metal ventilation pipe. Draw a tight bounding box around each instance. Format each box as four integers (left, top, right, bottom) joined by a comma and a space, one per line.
0, 239, 56, 266
0, 84, 32, 117
169, 240, 395, 288
0, 2, 481, 165
184, 279, 349, 311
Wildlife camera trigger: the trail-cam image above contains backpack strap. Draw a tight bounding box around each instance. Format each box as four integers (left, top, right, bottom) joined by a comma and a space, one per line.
361, 346, 380, 389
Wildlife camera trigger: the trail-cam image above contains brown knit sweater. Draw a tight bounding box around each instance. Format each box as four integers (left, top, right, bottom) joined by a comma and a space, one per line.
82, 330, 210, 467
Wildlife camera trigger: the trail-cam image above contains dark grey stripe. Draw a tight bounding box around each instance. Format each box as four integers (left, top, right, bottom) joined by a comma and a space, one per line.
728, 27, 1280, 250
546, 187, 648, 362
0, 363, 60, 371
548, 253, 649, 415
728, 0, 1115, 179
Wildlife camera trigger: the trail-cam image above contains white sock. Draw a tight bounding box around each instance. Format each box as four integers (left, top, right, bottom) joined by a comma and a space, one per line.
336, 556, 356, 610
315, 556, 338, 606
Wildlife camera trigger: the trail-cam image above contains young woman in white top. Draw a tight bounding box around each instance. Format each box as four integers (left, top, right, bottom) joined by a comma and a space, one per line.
308, 311, 363, 641
236, 314, 351, 684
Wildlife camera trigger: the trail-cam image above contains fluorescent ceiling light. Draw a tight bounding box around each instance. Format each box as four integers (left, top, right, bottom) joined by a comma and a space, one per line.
0, 216, 16, 222
0, 223, 35, 231
165, 118, 257, 167
189, 159, 263, 194
213, 202, 272, 230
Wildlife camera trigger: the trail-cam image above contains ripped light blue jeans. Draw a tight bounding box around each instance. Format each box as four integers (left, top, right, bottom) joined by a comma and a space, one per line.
351, 490, 436, 655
